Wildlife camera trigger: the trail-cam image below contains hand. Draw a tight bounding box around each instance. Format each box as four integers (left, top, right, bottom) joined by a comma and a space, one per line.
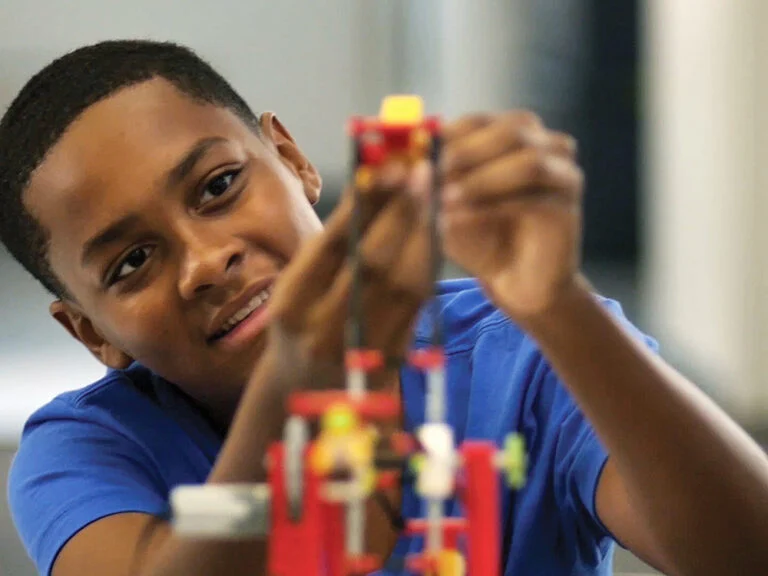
262, 162, 434, 395
437, 111, 585, 322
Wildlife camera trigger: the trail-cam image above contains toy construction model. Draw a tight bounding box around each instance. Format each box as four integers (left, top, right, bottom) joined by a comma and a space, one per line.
170, 96, 528, 576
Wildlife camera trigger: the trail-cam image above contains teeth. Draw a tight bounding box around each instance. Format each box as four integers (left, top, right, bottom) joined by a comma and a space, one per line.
217, 288, 271, 336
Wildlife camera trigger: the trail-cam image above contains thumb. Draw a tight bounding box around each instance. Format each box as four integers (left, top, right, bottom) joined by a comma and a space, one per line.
406, 160, 435, 226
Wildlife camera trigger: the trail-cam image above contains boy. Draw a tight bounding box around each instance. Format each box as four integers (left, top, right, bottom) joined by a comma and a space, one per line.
2, 40, 768, 576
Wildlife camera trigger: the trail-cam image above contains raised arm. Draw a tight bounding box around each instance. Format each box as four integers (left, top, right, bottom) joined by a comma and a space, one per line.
435, 110, 768, 575
524, 279, 768, 575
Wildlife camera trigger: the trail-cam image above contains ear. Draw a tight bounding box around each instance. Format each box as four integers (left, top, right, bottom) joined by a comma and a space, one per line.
50, 300, 134, 370
259, 112, 322, 204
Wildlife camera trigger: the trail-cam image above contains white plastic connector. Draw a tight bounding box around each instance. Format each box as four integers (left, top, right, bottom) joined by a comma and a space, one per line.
171, 483, 271, 539
284, 416, 308, 520
416, 423, 457, 499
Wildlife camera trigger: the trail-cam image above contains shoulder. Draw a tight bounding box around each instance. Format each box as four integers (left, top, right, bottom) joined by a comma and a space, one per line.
8, 365, 170, 575
411, 277, 658, 420
412, 277, 510, 351
415, 277, 656, 352
18, 363, 156, 435
9, 363, 167, 510
9, 363, 162, 489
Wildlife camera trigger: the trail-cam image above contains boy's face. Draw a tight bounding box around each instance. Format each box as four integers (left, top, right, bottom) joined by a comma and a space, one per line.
24, 79, 323, 423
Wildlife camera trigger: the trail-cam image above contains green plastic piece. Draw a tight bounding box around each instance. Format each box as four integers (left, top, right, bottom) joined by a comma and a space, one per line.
327, 409, 354, 431
501, 433, 528, 489
410, 453, 425, 475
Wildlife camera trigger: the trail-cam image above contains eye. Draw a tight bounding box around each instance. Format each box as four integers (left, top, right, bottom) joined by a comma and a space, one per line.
109, 246, 153, 284
199, 169, 242, 207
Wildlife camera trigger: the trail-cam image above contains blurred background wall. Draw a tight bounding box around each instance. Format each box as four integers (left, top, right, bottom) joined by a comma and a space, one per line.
0, 1, 765, 574
643, 0, 768, 427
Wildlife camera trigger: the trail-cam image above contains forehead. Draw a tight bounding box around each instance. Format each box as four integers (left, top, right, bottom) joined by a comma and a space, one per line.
24, 79, 260, 275
28, 78, 254, 207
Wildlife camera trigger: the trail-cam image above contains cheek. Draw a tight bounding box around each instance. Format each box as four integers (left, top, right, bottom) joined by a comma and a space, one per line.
239, 176, 322, 260
289, 196, 324, 243
99, 297, 181, 360
276, 175, 324, 249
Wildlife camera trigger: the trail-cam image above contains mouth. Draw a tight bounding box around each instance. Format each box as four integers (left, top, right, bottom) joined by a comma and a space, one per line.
208, 281, 274, 345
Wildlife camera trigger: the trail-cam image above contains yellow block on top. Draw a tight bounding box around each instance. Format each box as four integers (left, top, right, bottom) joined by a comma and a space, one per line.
379, 95, 424, 125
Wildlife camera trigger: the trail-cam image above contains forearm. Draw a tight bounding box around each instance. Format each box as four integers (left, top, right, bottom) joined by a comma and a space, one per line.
520, 278, 768, 574
145, 356, 289, 576
143, 536, 267, 576
208, 353, 288, 483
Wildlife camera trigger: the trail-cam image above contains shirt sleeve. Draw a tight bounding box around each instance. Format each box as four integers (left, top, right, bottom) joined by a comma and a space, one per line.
549, 297, 659, 565
7, 401, 169, 576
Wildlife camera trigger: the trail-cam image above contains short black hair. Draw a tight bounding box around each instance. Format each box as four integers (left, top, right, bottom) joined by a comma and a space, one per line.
0, 39, 260, 298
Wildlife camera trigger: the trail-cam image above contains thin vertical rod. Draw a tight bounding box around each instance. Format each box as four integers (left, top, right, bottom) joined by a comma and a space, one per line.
345, 136, 368, 557
347, 138, 367, 400
425, 133, 446, 557
348, 138, 366, 353
428, 135, 444, 349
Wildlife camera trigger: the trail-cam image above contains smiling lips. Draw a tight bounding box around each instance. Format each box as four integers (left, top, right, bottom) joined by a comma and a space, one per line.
213, 288, 271, 338
209, 285, 273, 342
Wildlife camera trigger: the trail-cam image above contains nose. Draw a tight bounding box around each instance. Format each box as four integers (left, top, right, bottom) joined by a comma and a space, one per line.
178, 228, 245, 300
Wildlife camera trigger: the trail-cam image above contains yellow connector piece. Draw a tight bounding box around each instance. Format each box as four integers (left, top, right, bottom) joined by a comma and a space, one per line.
379, 95, 424, 125
436, 550, 466, 576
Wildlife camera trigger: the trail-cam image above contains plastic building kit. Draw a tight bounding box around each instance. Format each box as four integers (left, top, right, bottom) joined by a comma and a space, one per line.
170, 96, 528, 576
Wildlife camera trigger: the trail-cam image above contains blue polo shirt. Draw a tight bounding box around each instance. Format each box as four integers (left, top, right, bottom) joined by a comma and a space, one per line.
7, 278, 656, 575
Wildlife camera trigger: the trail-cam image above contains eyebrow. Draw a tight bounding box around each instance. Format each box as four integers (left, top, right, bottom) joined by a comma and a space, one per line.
81, 213, 143, 266
80, 137, 229, 267
166, 136, 229, 190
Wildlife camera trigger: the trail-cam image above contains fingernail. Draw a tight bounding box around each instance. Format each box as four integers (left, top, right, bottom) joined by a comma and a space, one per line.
407, 160, 432, 199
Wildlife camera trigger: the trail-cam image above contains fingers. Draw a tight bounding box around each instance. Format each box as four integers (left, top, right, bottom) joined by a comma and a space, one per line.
547, 131, 578, 158
441, 113, 495, 141
274, 109, 581, 363
443, 147, 584, 208
385, 218, 433, 301
306, 193, 417, 342
268, 193, 352, 329
439, 111, 579, 209
358, 218, 433, 356
270, 162, 410, 330
441, 111, 545, 175
443, 120, 576, 181
439, 206, 499, 269
368, 294, 424, 359
307, 164, 434, 358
